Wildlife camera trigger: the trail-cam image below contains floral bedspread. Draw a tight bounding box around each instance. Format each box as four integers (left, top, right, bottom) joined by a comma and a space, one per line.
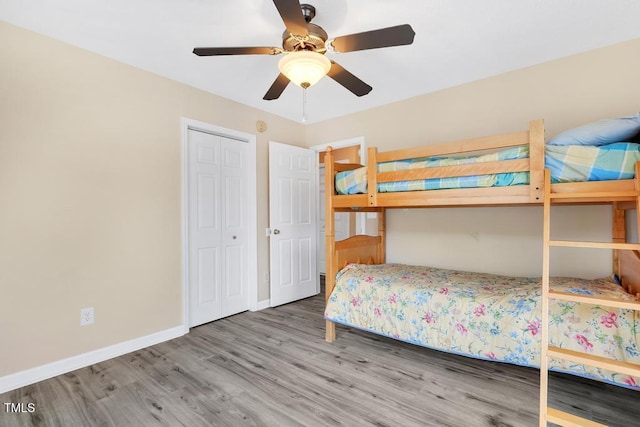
324, 263, 640, 389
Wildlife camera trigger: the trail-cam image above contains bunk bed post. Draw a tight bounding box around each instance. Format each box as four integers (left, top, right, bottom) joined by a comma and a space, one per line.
539, 169, 552, 427
325, 147, 337, 342
613, 202, 626, 281
635, 162, 640, 234
367, 146, 378, 206
631, 161, 640, 293
528, 119, 545, 203
378, 208, 386, 263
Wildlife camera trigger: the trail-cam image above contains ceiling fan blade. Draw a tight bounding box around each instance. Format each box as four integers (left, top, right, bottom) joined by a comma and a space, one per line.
327, 61, 372, 97
263, 73, 290, 100
272, 0, 309, 36
193, 47, 282, 56
331, 24, 415, 53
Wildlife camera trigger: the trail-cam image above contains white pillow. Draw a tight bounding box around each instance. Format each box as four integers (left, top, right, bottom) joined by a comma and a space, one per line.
548, 113, 640, 146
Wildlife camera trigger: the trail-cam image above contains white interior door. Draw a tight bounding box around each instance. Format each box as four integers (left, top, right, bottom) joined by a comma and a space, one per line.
188, 129, 249, 327
318, 165, 350, 275
219, 137, 249, 316
269, 141, 318, 307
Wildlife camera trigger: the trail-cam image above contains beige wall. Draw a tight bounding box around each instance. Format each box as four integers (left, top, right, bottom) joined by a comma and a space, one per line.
0, 21, 305, 377
307, 38, 640, 278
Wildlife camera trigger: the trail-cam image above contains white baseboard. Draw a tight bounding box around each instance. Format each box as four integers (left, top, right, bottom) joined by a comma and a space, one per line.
250, 299, 271, 311
0, 325, 188, 395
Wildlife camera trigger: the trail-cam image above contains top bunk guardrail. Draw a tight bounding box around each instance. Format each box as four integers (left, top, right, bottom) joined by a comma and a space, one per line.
326, 119, 545, 209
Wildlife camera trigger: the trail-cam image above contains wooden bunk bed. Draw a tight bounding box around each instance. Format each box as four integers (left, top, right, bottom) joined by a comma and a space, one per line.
322, 119, 640, 426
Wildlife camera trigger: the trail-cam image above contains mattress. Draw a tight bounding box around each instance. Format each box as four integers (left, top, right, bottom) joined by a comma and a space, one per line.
324, 263, 640, 389
335, 142, 640, 195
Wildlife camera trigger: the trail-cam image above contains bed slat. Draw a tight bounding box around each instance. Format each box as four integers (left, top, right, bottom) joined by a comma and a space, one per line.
376, 159, 529, 183
376, 130, 530, 162
334, 163, 363, 172
548, 346, 640, 378
546, 408, 607, 427
549, 241, 640, 250
549, 290, 640, 310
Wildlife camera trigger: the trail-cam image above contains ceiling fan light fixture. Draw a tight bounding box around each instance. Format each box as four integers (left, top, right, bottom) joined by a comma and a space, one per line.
278, 51, 331, 88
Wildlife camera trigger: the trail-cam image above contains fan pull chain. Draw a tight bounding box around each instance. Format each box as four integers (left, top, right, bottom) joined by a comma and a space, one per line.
302, 88, 308, 123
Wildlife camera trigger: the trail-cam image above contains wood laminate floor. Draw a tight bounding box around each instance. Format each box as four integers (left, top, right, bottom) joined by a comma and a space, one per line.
1, 286, 639, 427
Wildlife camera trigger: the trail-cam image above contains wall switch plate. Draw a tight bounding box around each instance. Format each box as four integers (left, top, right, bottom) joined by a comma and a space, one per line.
80, 307, 94, 326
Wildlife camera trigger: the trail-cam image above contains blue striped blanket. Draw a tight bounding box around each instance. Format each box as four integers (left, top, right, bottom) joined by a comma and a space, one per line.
335, 142, 640, 195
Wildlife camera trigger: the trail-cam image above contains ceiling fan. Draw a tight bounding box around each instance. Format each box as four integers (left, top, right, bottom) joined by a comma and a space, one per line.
193, 0, 415, 101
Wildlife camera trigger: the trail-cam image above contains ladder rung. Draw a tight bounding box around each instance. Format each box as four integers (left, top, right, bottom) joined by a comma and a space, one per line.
548, 290, 640, 310
546, 408, 607, 427
548, 346, 640, 378
550, 190, 639, 200
548, 240, 640, 250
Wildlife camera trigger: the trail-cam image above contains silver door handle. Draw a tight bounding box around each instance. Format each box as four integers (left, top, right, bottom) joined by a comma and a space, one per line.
273, 229, 280, 235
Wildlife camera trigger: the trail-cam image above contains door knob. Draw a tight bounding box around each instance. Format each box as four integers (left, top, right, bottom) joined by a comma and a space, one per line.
273, 229, 280, 235
233, 235, 237, 239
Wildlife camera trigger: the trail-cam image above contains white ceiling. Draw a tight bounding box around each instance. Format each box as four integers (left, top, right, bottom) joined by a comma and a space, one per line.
2, 1, 640, 124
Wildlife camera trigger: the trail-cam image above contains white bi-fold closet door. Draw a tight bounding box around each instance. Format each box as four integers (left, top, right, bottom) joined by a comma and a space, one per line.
187, 129, 249, 327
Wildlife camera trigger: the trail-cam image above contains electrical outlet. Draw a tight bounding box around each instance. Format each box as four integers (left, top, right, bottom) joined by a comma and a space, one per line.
80, 307, 94, 326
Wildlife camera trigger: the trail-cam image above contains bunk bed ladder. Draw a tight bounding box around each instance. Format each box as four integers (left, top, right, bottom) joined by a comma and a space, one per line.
539, 167, 640, 427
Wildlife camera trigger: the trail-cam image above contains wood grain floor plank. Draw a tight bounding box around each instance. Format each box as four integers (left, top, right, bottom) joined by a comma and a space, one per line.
1, 287, 639, 426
